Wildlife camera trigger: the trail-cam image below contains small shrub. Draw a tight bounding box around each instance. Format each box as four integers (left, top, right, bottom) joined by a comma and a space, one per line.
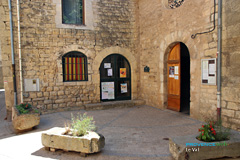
70, 113, 96, 137
214, 120, 231, 141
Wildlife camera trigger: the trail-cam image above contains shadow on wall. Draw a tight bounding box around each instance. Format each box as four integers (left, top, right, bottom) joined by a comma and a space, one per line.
0, 64, 3, 89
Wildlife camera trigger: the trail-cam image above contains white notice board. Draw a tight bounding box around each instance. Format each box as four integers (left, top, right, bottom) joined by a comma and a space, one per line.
201, 58, 216, 85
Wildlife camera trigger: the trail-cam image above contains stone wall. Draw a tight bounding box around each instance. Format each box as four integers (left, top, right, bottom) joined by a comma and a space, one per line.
0, 0, 139, 114
221, 1, 240, 130
0, 48, 3, 89
0, 62, 3, 89
0, 0, 14, 112
137, 0, 240, 130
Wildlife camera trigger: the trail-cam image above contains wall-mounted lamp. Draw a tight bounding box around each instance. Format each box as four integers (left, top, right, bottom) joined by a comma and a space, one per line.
144, 66, 150, 72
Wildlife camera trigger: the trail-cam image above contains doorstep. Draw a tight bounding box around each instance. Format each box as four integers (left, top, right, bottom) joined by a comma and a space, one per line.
85, 100, 145, 110
41, 100, 145, 115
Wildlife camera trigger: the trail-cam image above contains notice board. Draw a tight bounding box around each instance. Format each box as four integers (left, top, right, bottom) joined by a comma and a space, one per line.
201, 58, 216, 85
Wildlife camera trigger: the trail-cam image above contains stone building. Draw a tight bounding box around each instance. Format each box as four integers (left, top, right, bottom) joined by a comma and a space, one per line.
0, 54, 3, 89
0, 0, 239, 131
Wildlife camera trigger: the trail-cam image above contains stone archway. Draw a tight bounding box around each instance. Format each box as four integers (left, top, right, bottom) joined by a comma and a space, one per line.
159, 31, 200, 116
92, 46, 138, 100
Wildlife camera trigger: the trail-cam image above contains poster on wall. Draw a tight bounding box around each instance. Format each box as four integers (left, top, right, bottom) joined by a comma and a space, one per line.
104, 63, 111, 68
108, 68, 113, 76
169, 66, 174, 78
120, 68, 127, 78
121, 83, 127, 93
101, 82, 115, 100
201, 58, 216, 85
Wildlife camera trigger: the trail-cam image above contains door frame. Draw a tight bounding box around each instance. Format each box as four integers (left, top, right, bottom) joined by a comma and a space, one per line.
99, 53, 132, 102
164, 42, 191, 113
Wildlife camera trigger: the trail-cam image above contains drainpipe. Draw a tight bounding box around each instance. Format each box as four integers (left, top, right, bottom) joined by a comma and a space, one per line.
8, 0, 17, 107
217, 0, 222, 122
17, 0, 23, 103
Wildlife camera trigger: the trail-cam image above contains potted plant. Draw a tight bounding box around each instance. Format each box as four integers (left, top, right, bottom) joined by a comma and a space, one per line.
169, 120, 240, 160
197, 121, 230, 142
42, 113, 105, 157
12, 103, 40, 133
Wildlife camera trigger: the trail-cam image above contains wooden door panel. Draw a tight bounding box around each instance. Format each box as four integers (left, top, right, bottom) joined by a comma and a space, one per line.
167, 43, 181, 112
168, 95, 180, 111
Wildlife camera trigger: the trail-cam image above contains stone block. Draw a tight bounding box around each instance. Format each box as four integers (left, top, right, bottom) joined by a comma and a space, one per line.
12, 106, 40, 133
169, 131, 240, 160
227, 102, 239, 111
55, 99, 65, 104
41, 127, 105, 154
222, 109, 235, 117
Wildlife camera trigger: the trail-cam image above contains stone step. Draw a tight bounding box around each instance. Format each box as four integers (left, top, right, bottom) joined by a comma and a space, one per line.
41, 100, 145, 115
85, 100, 145, 110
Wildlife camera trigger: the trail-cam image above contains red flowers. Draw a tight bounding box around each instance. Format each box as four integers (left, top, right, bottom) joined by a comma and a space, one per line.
25, 104, 28, 108
198, 121, 217, 141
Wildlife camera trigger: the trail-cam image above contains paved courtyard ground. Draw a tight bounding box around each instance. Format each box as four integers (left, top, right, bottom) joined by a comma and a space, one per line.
0, 91, 238, 160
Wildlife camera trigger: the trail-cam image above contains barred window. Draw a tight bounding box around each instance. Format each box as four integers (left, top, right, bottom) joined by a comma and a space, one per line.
62, 51, 88, 82
62, 0, 84, 25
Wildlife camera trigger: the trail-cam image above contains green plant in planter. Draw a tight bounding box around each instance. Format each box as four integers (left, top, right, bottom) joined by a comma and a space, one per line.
16, 103, 39, 114
197, 120, 230, 142
197, 122, 216, 142
67, 113, 96, 137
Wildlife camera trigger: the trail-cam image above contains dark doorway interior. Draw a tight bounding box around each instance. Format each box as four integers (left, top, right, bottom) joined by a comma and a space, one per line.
180, 43, 190, 114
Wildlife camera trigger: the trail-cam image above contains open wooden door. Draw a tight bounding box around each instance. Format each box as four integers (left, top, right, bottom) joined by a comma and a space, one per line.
167, 43, 181, 111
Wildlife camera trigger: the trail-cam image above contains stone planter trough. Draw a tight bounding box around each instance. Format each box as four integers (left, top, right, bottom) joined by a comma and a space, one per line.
41, 127, 105, 156
12, 106, 40, 133
169, 130, 240, 160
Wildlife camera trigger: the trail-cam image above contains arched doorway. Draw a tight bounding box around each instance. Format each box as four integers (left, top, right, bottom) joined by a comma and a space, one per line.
167, 42, 190, 114
99, 54, 131, 101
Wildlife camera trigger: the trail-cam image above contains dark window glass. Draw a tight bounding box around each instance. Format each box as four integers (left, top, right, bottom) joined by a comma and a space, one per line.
62, 0, 84, 25
62, 51, 88, 82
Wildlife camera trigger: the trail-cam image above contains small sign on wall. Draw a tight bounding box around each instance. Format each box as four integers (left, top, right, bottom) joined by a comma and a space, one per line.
201, 58, 216, 85
24, 79, 40, 91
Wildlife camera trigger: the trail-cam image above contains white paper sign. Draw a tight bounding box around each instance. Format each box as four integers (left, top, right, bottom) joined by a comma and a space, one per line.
104, 63, 111, 68
201, 58, 216, 85
101, 82, 115, 100
209, 64, 215, 75
102, 91, 108, 99
174, 76, 179, 80
108, 68, 113, 76
175, 66, 179, 74
202, 60, 209, 79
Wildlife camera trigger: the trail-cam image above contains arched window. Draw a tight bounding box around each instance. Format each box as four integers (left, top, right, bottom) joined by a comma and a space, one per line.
168, 0, 184, 9
62, 51, 88, 82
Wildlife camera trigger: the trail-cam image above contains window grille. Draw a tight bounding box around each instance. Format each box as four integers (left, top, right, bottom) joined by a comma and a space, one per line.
62, 51, 88, 82
62, 0, 84, 25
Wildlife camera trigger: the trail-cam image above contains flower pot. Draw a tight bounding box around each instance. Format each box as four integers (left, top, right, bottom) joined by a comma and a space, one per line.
12, 106, 40, 133
41, 127, 105, 156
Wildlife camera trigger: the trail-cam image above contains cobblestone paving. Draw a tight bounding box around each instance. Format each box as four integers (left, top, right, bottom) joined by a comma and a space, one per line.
0, 91, 205, 160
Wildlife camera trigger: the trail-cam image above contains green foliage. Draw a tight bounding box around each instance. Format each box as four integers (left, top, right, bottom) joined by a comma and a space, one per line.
214, 120, 231, 141
197, 120, 230, 142
197, 122, 216, 142
15, 103, 40, 114
16, 103, 32, 114
70, 113, 96, 137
